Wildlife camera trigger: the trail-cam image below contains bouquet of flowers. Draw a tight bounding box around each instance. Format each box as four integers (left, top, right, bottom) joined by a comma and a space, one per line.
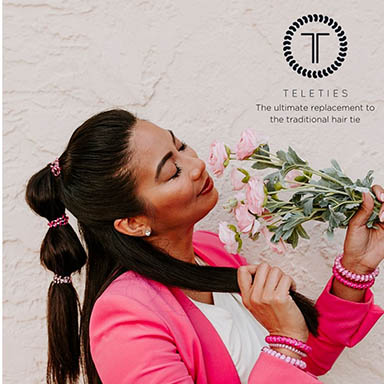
208, 129, 382, 255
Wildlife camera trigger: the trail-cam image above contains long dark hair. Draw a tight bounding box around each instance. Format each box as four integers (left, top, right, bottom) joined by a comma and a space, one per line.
25, 109, 319, 384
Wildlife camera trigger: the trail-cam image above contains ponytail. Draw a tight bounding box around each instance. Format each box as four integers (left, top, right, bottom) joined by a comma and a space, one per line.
25, 159, 87, 384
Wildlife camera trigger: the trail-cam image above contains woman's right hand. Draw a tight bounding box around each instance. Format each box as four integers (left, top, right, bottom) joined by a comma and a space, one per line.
237, 263, 309, 344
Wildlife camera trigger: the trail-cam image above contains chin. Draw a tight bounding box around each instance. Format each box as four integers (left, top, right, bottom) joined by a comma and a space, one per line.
200, 188, 219, 214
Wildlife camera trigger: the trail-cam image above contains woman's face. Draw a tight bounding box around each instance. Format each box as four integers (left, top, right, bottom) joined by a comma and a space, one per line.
130, 119, 219, 235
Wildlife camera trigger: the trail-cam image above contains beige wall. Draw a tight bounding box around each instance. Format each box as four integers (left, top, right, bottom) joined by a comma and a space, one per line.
4, 0, 384, 383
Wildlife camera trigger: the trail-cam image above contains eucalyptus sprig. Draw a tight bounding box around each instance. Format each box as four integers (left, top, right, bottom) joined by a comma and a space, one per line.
209, 131, 382, 254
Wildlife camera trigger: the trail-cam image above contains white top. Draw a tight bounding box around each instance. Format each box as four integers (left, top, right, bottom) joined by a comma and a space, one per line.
188, 255, 270, 384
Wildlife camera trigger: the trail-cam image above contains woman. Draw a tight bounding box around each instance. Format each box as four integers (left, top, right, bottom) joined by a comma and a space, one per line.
25, 109, 384, 383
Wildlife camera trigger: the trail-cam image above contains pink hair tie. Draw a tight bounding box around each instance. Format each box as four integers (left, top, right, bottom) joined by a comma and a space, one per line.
267, 343, 307, 358
50, 157, 61, 177
261, 346, 307, 370
334, 252, 379, 283
53, 274, 72, 284
265, 335, 312, 354
333, 264, 375, 290
47, 213, 69, 228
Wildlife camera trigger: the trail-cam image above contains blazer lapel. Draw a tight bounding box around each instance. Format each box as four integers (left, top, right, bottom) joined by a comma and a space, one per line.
169, 240, 241, 383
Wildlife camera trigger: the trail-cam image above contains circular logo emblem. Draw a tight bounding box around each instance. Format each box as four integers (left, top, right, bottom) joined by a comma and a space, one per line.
283, 14, 347, 78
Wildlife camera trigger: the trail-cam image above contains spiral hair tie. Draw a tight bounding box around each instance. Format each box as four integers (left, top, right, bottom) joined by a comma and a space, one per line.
50, 157, 61, 177
334, 253, 379, 283
261, 346, 307, 370
53, 274, 72, 284
47, 213, 69, 228
265, 335, 312, 354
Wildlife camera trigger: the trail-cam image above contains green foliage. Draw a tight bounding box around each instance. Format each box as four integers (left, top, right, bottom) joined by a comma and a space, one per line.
220, 140, 381, 254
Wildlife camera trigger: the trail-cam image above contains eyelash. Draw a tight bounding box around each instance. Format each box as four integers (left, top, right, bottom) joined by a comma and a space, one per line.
170, 141, 187, 180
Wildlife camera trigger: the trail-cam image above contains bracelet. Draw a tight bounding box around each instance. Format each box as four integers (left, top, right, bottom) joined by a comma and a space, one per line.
332, 264, 375, 290
261, 346, 307, 370
267, 343, 307, 358
334, 253, 379, 283
265, 335, 312, 354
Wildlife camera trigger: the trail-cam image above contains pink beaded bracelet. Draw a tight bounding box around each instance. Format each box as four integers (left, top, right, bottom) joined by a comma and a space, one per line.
334, 253, 379, 283
265, 335, 312, 354
261, 346, 307, 370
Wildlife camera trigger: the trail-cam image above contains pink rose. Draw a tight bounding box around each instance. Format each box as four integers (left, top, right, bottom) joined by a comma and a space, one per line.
230, 168, 246, 190
218, 221, 238, 254
234, 190, 246, 204
285, 169, 303, 188
236, 129, 269, 160
245, 176, 266, 216
260, 226, 287, 254
234, 203, 261, 235
208, 141, 228, 177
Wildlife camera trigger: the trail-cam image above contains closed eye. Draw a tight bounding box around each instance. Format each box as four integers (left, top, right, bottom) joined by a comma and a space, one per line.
169, 141, 188, 180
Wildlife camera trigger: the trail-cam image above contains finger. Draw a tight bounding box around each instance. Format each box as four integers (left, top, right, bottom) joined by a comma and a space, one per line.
348, 191, 375, 228
372, 185, 384, 223
237, 265, 258, 298
250, 263, 270, 302
263, 267, 283, 297
275, 275, 296, 300
372, 184, 384, 203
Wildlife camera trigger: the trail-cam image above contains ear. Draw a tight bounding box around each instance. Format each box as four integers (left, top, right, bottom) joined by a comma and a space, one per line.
114, 216, 148, 237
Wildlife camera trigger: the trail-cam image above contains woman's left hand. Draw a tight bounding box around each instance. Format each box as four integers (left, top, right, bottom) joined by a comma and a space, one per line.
342, 184, 384, 273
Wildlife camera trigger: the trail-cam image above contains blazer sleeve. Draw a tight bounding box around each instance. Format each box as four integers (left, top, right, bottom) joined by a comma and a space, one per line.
217, 235, 383, 382
247, 270, 384, 382
89, 294, 194, 384
301, 273, 384, 376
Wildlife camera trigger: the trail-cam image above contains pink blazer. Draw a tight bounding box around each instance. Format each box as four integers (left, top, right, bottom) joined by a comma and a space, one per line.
89, 230, 384, 383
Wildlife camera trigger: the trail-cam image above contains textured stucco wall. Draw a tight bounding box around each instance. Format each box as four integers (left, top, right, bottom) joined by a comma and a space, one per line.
4, 1, 384, 383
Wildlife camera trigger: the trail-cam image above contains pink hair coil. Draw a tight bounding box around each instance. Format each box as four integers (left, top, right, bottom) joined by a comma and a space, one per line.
47, 213, 69, 228
261, 346, 307, 370
50, 157, 61, 177
332, 264, 375, 290
265, 335, 312, 354
334, 252, 379, 283
53, 274, 72, 284
267, 343, 307, 358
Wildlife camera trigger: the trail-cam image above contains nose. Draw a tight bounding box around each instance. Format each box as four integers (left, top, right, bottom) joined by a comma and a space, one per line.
191, 157, 206, 181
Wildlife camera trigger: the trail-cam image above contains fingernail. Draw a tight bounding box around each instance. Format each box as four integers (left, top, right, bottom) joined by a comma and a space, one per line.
380, 212, 384, 223
381, 193, 384, 202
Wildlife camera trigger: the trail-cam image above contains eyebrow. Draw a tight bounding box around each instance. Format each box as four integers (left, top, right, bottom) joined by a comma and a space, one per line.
155, 130, 177, 181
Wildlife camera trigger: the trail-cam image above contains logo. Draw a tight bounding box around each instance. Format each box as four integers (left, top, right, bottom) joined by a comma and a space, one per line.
283, 14, 348, 78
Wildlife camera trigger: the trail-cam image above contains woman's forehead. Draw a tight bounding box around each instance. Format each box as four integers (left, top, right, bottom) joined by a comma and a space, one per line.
132, 120, 173, 181
133, 120, 168, 149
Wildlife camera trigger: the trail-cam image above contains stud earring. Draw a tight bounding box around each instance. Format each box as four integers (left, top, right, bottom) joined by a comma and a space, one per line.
145, 228, 151, 237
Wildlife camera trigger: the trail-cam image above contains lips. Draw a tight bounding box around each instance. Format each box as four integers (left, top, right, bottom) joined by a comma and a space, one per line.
198, 176, 211, 195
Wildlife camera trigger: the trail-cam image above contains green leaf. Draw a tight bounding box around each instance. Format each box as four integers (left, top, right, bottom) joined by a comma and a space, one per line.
296, 224, 310, 239
251, 161, 281, 170
356, 170, 374, 188
224, 144, 232, 158
282, 226, 295, 240
236, 237, 243, 254
330, 159, 343, 173
237, 168, 249, 177
251, 161, 271, 170
303, 198, 314, 216
328, 208, 346, 228
276, 150, 287, 163
286, 228, 299, 248
287, 146, 307, 165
